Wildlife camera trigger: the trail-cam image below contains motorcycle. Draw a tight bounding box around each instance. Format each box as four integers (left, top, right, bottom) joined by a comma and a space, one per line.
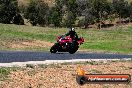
50, 35, 84, 54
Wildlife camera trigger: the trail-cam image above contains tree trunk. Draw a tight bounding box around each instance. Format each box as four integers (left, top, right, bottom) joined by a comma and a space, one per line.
99, 11, 102, 29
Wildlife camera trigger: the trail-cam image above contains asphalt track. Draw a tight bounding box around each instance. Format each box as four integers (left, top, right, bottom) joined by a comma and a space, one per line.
0, 51, 132, 63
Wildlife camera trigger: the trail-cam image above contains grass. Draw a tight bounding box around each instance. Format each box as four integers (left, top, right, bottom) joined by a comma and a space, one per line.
38, 64, 48, 69
79, 28, 132, 53
26, 64, 35, 69
0, 67, 19, 81
0, 69, 9, 80
89, 69, 102, 74
0, 23, 132, 54
74, 61, 102, 65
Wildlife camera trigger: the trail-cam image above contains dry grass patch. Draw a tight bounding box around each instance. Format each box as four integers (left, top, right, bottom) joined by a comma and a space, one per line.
9, 40, 54, 49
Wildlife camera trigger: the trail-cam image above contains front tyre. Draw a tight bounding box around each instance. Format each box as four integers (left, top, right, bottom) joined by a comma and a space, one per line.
50, 45, 57, 53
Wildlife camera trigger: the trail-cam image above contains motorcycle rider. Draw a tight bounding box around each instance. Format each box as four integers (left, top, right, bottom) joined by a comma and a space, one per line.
65, 28, 78, 40
63, 27, 79, 45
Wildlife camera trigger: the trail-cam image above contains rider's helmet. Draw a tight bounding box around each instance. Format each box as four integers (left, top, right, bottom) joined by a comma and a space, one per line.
69, 27, 75, 32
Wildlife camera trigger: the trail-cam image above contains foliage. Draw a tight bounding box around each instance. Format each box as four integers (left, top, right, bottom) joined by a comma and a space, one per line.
0, 0, 132, 27
48, 0, 63, 27
112, 0, 130, 18
0, 0, 19, 24
12, 13, 24, 25
24, 0, 49, 26
128, 2, 132, 21
63, 0, 78, 27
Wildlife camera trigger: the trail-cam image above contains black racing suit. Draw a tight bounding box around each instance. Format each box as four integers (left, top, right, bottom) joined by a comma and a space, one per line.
64, 31, 79, 45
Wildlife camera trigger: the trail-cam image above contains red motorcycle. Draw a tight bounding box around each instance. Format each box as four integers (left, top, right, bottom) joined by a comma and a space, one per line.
50, 35, 84, 54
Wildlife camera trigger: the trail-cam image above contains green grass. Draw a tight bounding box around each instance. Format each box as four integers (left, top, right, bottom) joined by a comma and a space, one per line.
78, 28, 132, 54
0, 67, 19, 81
0, 23, 132, 54
26, 64, 35, 69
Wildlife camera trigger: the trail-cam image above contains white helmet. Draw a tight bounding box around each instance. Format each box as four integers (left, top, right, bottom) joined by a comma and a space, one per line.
70, 28, 75, 32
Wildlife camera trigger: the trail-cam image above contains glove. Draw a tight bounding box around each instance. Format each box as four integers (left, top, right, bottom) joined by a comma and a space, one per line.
61, 35, 65, 38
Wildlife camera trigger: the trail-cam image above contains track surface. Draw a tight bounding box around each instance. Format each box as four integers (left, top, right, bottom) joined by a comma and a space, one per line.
0, 51, 132, 63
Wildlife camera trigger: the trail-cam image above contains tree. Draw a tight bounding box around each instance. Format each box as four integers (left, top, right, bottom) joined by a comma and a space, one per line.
12, 13, 24, 25
88, 0, 112, 29
77, 0, 111, 28
90, 0, 110, 20
63, 0, 78, 27
64, 11, 77, 27
83, 8, 95, 28
76, 0, 87, 16
128, 2, 132, 21
24, 0, 49, 26
0, 0, 19, 24
48, 0, 63, 27
112, 0, 129, 19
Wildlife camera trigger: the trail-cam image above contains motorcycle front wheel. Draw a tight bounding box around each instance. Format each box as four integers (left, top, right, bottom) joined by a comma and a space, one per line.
50, 44, 58, 53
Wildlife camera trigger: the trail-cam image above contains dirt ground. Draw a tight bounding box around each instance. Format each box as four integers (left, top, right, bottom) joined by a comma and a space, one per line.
0, 61, 132, 88
9, 40, 54, 49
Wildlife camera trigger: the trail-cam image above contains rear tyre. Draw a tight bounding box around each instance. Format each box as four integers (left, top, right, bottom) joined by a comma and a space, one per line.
69, 46, 78, 54
69, 50, 76, 54
50, 45, 58, 53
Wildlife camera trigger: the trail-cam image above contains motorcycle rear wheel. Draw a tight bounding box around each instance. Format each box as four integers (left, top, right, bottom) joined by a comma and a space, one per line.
69, 46, 78, 54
